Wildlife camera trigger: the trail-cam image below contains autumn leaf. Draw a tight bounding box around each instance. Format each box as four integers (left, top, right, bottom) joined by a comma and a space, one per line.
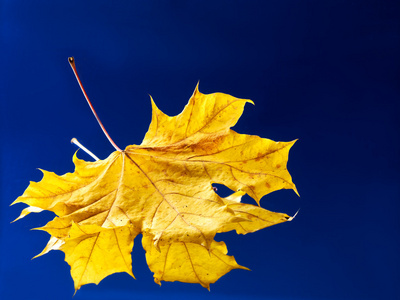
12, 58, 298, 292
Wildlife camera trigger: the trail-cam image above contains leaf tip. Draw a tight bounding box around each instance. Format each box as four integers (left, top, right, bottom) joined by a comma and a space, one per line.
127, 270, 136, 280
292, 184, 300, 197
10, 198, 20, 207
31, 253, 41, 260
246, 99, 255, 106
30, 226, 45, 232
224, 190, 246, 203
199, 281, 211, 290
239, 264, 251, 271
10, 216, 20, 224
148, 94, 157, 108
154, 277, 162, 286
72, 150, 80, 163
287, 208, 300, 221
192, 81, 203, 99
148, 94, 164, 118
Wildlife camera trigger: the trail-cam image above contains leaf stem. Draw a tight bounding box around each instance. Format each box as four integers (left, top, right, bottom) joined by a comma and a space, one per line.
68, 57, 122, 152
71, 138, 100, 161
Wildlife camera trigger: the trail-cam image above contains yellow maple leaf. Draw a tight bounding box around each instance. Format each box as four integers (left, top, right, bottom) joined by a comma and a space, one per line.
12, 58, 298, 292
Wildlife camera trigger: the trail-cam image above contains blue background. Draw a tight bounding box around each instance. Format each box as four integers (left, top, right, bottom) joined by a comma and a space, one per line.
1, 1, 399, 299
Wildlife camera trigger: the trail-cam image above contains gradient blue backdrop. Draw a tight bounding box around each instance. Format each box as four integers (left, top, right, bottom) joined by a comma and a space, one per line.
1, 1, 399, 299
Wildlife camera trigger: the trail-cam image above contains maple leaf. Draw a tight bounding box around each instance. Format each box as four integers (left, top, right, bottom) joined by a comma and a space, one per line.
12, 58, 298, 292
